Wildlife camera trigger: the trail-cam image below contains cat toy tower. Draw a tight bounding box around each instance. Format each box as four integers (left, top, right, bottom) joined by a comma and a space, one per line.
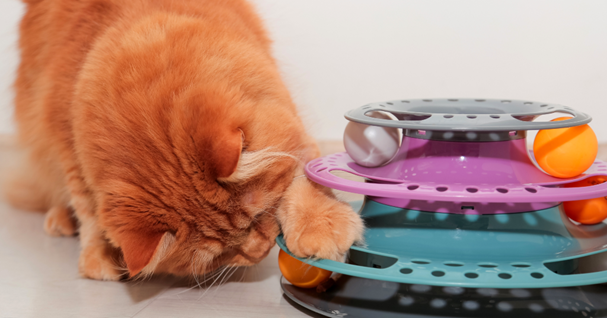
277, 99, 607, 317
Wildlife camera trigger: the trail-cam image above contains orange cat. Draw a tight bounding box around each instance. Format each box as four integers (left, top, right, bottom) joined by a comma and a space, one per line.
9, 0, 363, 280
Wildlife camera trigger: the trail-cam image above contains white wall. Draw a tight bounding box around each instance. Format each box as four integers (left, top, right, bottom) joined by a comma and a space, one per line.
1, 0, 607, 142
0, 0, 23, 135
252, 0, 607, 141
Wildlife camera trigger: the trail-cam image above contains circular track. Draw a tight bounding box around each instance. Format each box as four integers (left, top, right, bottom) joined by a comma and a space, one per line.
277, 201, 607, 289
345, 98, 591, 131
305, 153, 607, 203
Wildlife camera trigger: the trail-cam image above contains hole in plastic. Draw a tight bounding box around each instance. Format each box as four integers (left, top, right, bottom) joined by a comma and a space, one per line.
432, 271, 446, 277
412, 259, 431, 265
444, 262, 464, 267
436, 186, 448, 192
348, 249, 398, 269
544, 251, 607, 276
465, 273, 479, 279
363, 110, 397, 120
394, 113, 432, 121
444, 115, 454, 118
478, 263, 498, 268
521, 111, 572, 123
496, 188, 509, 194
407, 185, 420, 190
467, 115, 477, 119
531, 272, 544, 279
525, 187, 538, 193
400, 268, 413, 274
490, 115, 500, 119
499, 273, 513, 279
466, 188, 478, 193
514, 115, 538, 124
512, 263, 531, 268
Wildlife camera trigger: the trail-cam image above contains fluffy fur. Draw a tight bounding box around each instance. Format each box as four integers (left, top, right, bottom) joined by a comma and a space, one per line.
8, 0, 364, 280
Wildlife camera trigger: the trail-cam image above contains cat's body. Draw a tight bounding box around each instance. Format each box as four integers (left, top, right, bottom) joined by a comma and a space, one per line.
9, 0, 363, 280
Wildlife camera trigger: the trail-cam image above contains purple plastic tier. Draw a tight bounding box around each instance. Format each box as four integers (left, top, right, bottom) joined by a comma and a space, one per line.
305, 137, 607, 213
369, 196, 558, 214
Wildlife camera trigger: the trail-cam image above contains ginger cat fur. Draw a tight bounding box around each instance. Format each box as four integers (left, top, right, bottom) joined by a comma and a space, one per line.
9, 0, 364, 280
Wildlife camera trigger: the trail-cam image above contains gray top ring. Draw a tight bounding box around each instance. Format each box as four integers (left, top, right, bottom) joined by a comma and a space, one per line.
345, 98, 591, 131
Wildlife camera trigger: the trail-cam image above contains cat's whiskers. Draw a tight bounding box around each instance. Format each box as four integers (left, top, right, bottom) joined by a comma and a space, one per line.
190, 251, 202, 289
174, 266, 227, 296
238, 266, 247, 283
209, 265, 240, 299
190, 249, 216, 289
196, 265, 232, 301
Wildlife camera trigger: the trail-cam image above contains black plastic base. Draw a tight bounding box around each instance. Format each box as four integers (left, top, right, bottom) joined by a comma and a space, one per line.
282, 275, 607, 318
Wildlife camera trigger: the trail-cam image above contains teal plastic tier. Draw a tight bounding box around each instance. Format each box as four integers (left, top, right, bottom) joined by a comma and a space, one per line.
276, 200, 607, 288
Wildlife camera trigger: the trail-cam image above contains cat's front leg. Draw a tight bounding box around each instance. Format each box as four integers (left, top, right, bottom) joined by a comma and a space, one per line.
277, 177, 364, 261
64, 165, 124, 281
76, 205, 124, 281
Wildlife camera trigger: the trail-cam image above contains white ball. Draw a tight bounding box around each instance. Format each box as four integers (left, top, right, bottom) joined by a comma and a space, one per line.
343, 112, 401, 167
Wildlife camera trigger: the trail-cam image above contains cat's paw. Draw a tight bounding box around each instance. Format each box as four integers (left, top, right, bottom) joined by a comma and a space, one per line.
79, 245, 123, 281
284, 199, 364, 262
44, 206, 77, 237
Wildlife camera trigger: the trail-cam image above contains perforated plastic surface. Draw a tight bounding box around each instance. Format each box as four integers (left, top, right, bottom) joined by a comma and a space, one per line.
277, 200, 607, 289
306, 138, 607, 205
345, 99, 591, 131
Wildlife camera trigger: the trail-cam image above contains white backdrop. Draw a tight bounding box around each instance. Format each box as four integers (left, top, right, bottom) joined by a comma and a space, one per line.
0, 0, 22, 135
1, 0, 607, 142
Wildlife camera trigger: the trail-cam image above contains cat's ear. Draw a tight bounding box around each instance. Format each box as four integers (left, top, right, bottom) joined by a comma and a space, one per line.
116, 230, 171, 277
209, 128, 243, 179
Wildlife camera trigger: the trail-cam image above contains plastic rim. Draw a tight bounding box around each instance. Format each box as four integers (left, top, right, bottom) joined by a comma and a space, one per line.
345, 99, 591, 131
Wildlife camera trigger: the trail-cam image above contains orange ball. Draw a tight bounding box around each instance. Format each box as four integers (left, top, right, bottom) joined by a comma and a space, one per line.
533, 117, 598, 178
564, 176, 607, 225
278, 249, 332, 288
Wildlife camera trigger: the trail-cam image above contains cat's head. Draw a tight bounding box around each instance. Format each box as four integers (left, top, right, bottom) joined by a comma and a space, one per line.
86, 80, 316, 279
73, 14, 320, 279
